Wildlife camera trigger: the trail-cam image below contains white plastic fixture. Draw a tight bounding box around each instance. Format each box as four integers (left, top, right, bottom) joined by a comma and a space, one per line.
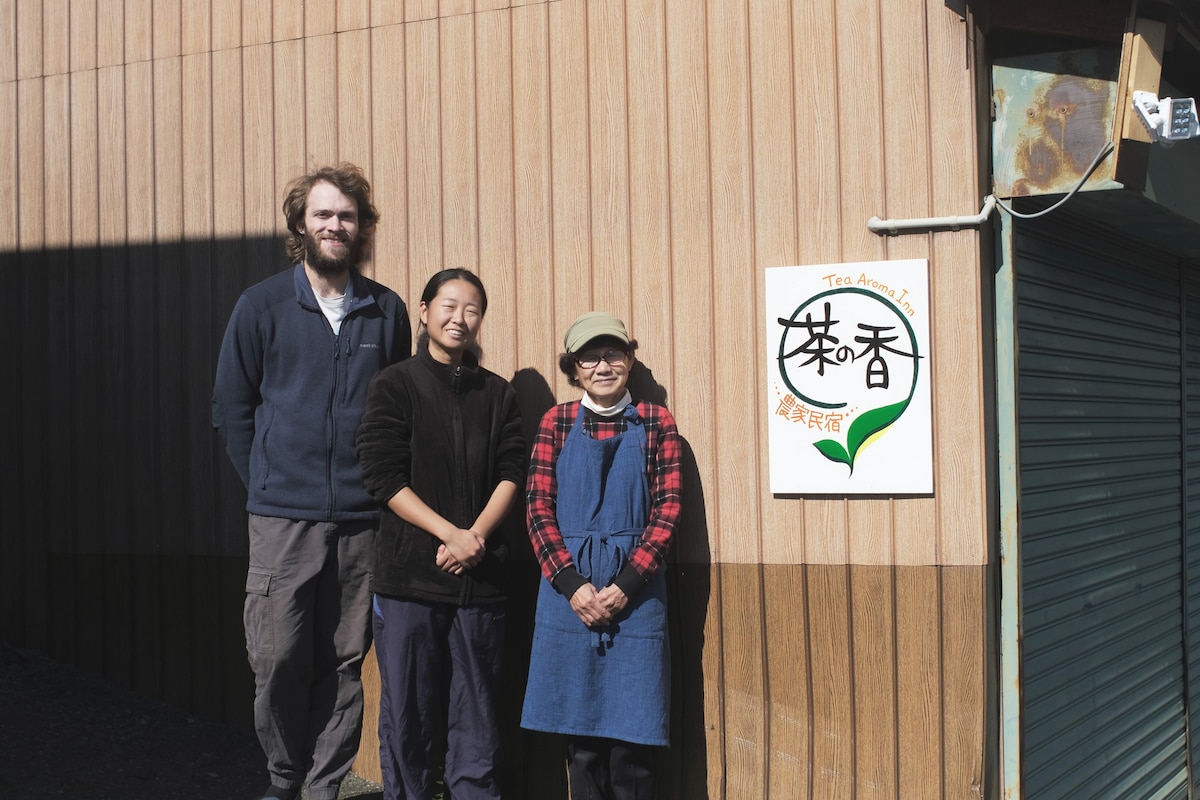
1132, 90, 1200, 146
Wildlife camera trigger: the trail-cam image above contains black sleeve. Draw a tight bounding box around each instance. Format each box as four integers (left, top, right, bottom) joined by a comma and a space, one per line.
355, 366, 414, 506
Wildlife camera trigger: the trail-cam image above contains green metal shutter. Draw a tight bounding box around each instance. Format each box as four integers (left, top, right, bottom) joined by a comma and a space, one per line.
1015, 216, 1189, 800
1185, 270, 1200, 795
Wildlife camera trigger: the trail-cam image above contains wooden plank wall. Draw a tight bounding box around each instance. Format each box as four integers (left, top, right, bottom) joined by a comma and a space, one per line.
1, 0, 991, 797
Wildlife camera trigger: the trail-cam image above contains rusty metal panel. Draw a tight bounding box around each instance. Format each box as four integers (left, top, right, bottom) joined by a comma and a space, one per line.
993, 49, 1124, 197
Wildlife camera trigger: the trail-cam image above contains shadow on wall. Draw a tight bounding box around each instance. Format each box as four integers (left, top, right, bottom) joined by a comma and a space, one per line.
2, 238, 281, 728
3, 240, 713, 797
503, 363, 714, 799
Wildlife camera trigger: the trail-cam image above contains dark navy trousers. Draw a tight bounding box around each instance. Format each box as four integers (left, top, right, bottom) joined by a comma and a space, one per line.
373, 595, 506, 800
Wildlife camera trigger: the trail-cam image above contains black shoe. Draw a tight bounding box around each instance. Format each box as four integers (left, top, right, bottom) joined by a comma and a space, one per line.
254, 785, 299, 800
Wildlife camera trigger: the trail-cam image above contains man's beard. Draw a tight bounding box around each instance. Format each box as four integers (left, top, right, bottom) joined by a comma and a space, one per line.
303, 229, 362, 274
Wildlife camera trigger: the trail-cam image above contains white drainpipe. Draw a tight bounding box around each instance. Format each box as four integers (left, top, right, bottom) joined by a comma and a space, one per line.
867, 194, 998, 235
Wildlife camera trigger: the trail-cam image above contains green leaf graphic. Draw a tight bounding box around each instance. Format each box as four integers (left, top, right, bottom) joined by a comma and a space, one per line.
813, 438, 851, 466
812, 399, 911, 474
846, 400, 909, 459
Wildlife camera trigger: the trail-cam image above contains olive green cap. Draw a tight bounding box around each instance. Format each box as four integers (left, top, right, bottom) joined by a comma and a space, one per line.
563, 311, 630, 353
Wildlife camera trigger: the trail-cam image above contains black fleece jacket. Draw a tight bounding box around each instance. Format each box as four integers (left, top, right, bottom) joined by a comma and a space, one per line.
356, 347, 526, 606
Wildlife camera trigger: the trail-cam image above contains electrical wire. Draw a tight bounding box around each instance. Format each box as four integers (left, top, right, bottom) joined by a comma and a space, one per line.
991, 141, 1116, 219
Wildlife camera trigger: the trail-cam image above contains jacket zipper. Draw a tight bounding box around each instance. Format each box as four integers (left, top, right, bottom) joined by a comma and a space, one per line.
326, 324, 341, 518
451, 365, 473, 606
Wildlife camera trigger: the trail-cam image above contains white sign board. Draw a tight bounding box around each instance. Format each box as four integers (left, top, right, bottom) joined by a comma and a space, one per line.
765, 259, 933, 495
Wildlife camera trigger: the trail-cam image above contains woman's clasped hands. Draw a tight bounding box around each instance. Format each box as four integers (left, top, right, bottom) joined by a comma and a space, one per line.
436, 527, 486, 575
568, 582, 629, 628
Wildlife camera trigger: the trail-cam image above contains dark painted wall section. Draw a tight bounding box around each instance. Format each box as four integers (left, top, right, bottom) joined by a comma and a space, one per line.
3, 238, 280, 725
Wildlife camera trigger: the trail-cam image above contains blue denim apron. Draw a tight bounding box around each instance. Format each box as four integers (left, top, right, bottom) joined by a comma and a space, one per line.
521, 404, 670, 746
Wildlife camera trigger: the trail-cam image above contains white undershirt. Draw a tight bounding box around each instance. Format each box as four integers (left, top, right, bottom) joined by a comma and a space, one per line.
581, 390, 632, 417
316, 293, 347, 334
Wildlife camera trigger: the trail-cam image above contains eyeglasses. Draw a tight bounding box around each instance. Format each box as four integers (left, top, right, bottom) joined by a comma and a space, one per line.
575, 349, 628, 369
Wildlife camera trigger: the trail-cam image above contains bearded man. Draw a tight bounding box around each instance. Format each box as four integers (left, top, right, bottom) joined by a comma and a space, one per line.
213, 163, 411, 800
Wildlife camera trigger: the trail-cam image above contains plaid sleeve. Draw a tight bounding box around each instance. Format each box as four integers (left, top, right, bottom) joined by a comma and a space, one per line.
526, 403, 575, 583
625, 403, 683, 581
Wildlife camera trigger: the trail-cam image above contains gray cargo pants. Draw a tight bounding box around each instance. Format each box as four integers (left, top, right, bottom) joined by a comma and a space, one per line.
245, 514, 376, 800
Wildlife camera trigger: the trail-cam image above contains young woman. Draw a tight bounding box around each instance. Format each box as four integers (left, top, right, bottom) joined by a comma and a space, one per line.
521, 312, 683, 800
356, 269, 525, 800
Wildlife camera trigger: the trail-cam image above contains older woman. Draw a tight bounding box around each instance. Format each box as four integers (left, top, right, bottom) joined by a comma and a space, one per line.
521, 312, 683, 799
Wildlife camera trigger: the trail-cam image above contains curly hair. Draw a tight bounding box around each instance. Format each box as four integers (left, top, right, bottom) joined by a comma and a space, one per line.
281, 163, 379, 264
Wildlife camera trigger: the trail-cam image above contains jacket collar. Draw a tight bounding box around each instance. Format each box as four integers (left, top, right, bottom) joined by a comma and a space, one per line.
291, 263, 376, 313
417, 346, 480, 390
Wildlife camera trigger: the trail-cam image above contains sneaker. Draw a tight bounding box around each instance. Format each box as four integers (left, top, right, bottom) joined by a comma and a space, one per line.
254, 785, 299, 800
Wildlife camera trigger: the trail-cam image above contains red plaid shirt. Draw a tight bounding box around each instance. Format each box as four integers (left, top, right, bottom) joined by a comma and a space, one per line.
526, 400, 682, 594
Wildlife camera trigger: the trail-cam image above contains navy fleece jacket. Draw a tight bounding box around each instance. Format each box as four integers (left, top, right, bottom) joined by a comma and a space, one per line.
213, 264, 411, 521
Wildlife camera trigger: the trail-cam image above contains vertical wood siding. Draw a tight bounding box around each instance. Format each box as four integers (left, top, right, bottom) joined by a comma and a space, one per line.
2, 1, 990, 796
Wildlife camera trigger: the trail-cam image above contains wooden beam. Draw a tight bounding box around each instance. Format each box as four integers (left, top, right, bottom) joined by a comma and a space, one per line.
1112, 16, 1167, 189
1116, 18, 1167, 143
